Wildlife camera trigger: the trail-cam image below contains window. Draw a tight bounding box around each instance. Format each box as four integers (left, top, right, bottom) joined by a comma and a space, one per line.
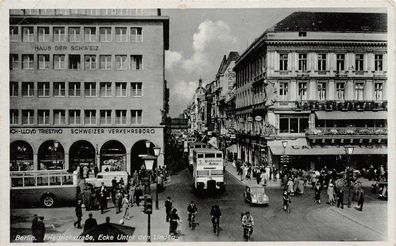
130, 27, 143, 42
131, 55, 142, 70
298, 82, 307, 100
53, 27, 66, 42
375, 54, 383, 71
298, 31, 307, 37
10, 26, 19, 42
100, 27, 112, 42
22, 82, 34, 97
69, 82, 81, 97
279, 115, 309, 133
38, 110, 50, 125
99, 55, 112, 70
10, 82, 18, 97
115, 110, 127, 125
84, 82, 97, 97
354, 82, 364, 100
131, 110, 142, 125
84, 55, 96, 70
100, 82, 112, 97
317, 82, 326, 100
374, 82, 383, 100
38, 82, 50, 97
22, 54, 34, 69
318, 54, 326, 71
69, 110, 81, 125
298, 54, 307, 71
84, 27, 97, 42
38, 54, 50, 69
22, 110, 34, 125
68, 27, 81, 42
279, 82, 288, 100
279, 54, 288, 71
355, 54, 364, 71
131, 82, 142, 97
10, 110, 18, 124
115, 27, 127, 42
336, 82, 345, 100
22, 27, 34, 42
37, 27, 49, 42
84, 110, 96, 125
69, 55, 81, 69
54, 55, 66, 69
100, 110, 112, 125
115, 55, 127, 70
53, 82, 65, 97
115, 82, 127, 97
53, 110, 66, 125
10, 54, 19, 70
336, 54, 345, 72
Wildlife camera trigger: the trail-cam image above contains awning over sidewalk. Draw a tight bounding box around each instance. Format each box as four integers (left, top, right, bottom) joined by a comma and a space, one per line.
315, 111, 387, 120
269, 143, 387, 156
226, 144, 237, 153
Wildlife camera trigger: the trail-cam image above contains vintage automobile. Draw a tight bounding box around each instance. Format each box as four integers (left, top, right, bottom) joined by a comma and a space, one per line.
85, 171, 128, 188
243, 185, 269, 206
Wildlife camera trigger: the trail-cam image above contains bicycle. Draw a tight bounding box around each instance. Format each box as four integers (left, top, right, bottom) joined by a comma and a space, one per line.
212, 216, 220, 236
189, 212, 197, 230
243, 225, 253, 241
283, 200, 291, 213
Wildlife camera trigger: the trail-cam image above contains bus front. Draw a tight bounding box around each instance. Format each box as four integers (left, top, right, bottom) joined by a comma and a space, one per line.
195, 151, 225, 193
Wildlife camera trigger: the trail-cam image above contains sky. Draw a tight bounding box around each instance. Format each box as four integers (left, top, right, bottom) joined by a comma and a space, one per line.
162, 8, 386, 117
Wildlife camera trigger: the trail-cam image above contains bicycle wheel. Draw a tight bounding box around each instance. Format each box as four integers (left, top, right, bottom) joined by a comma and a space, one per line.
216, 222, 219, 236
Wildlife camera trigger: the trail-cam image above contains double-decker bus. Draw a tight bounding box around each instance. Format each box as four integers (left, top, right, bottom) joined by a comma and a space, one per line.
10, 170, 79, 208
183, 137, 196, 153
192, 148, 225, 193
188, 142, 208, 166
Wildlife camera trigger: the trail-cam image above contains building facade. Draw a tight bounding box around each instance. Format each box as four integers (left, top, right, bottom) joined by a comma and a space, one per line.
9, 9, 169, 174
233, 12, 387, 170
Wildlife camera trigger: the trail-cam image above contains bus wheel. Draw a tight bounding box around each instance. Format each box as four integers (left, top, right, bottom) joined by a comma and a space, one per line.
42, 194, 56, 208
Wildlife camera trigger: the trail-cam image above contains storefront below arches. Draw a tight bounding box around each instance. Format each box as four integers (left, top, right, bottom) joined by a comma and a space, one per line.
130, 140, 156, 174
10, 140, 34, 171
100, 140, 126, 172
69, 140, 96, 172
38, 140, 65, 170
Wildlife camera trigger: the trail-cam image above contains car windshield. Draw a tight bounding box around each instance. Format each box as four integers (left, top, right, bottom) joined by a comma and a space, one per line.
250, 187, 265, 194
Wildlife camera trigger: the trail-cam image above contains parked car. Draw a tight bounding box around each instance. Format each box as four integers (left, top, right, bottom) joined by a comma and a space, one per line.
85, 171, 128, 188
243, 185, 269, 206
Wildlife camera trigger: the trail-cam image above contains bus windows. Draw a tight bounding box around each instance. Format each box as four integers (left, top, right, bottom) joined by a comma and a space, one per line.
216, 153, 222, 158
37, 176, 49, 186
63, 175, 73, 185
198, 154, 204, 158
211, 170, 223, 176
25, 177, 36, 186
197, 170, 209, 177
50, 176, 62, 185
205, 153, 215, 158
12, 177, 23, 187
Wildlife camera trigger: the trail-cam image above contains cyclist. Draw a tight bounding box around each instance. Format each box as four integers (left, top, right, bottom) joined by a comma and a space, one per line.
187, 201, 198, 227
283, 190, 291, 212
210, 205, 221, 232
241, 211, 254, 240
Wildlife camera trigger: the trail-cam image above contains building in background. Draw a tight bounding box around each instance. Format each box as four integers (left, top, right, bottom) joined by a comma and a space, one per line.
9, 9, 169, 174
233, 12, 387, 170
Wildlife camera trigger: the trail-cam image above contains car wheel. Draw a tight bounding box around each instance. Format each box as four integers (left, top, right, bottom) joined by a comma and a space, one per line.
42, 194, 56, 208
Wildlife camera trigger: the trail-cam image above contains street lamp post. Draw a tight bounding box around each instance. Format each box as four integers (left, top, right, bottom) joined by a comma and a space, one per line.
281, 140, 288, 171
344, 146, 354, 208
153, 146, 161, 210
142, 155, 156, 243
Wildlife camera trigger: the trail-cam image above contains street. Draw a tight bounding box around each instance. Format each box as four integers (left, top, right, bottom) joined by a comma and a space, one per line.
11, 166, 387, 242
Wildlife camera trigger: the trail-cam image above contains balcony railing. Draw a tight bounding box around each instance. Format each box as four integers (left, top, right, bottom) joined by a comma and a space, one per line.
307, 127, 387, 136
295, 100, 387, 111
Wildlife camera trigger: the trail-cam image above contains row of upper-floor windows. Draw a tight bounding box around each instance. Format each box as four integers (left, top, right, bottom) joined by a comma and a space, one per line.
236, 53, 385, 88
236, 80, 385, 108
10, 54, 143, 70
10, 109, 143, 125
10, 26, 143, 43
10, 81, 143, 98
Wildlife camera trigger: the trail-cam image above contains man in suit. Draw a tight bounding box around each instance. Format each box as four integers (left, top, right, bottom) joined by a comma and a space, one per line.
74, 200, 83, 229
165, 197, 173, 222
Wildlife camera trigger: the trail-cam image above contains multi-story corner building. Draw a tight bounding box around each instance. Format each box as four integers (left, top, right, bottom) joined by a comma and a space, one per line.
187, 79, 206, 134
9, 9, 169, 174
233, 12, 387, 170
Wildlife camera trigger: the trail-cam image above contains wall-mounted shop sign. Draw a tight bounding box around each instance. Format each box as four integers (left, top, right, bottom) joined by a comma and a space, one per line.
10, 127, 156, 135
34, 45, 99, 52
255, 116, 263, 122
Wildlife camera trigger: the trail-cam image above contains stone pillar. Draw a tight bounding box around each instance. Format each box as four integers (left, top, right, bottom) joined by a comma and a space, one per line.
346, 80, 354, 100
290, 79, 297, 101
64, 152, 69, 171
328, 79, 335, 100
126, 151, 131, 174
33, 153, 38, 170
365, 80, 373, 100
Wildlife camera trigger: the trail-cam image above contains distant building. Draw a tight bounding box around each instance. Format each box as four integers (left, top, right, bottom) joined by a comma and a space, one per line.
233, 12, 387, 170
9, 9, 169, 174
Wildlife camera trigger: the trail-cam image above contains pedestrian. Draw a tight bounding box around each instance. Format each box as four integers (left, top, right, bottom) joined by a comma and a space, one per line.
115, 188, 123, 214
83, 213, 98, 232
336, 186, 344, 209
36, 216, 45, 242
165, 197, 173, 222
74, 199, 83, 228
94, 166, 99, 177
128, 184, 135, 207
297, 177, 305, 195
287, 178, 294, 195
327, 183, 335, 206
169, 208, 180, 236
355, 186, 365, 211
91, 187, 98, 210
83, 184, 92, 210
111, 177, 117, 205
83, 165, 89, 179
122, 195, 130, 222
31, 214, 39, 242
99, 188, 107, 214
314, 182, 321, 204
135, 185, 142, 206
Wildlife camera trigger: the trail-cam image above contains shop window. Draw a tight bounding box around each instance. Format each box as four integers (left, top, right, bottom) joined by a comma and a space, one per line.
84, 55, 96, 70
115, 82, 127, 97
38, 82, 50, 97
10, 141, 34, 171
38, 141, 64, 170
22, 82, 34, 97
279, 115, 309, 133
69, 55, 81, 69
38, 54, 50, 69
38, 110, 50, 125
100, 110, 112, 125
22, 54, 34, 69
54, 54, 66, 69
99, 55, 112, 70
131, 110, 142, 125
115, 110, 127, 125
22, 110, 34, 125
85, 82, 97, 97
100, 82, 112, 97
10, 82, 18, 97
84, 27, 97, 42
53, 82, 65, 97
53, 27, 66, 42
10, 54, 19, 70
69, 82, 81, 97
69, 110, 81, 125
37, 27, 49, 42
131, 55, 142, 70
130, 27, 143, 42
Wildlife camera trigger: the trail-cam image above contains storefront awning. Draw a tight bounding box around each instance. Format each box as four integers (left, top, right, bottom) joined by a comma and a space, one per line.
269, 144, 387, 156
226, 144, 237, 153
315, 111, 387, 120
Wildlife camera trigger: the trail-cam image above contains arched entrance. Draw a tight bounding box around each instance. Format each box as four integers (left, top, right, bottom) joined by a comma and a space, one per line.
69, 140, 96, 172
10, 140, 34, 171
100, 140, 126, 172
130, 140, 155, 174
38, 140, 65, 170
